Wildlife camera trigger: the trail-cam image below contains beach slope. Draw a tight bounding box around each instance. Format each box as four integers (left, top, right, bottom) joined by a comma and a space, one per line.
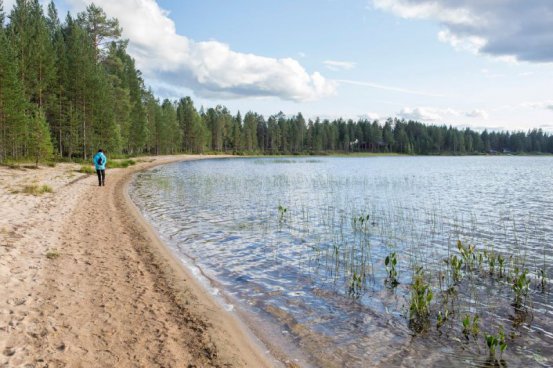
0, 156, 274, 367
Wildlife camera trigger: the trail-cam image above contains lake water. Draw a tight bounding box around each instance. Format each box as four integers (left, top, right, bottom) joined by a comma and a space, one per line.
129, 156, 553, 367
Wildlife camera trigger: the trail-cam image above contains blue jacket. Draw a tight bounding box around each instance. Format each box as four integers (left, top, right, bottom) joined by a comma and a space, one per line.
93, 152, 107, 170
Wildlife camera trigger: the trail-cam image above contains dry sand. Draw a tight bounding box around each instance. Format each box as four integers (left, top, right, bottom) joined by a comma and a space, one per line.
0, 156, 278, 367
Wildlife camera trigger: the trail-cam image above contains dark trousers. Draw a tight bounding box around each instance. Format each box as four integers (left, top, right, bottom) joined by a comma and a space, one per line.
96, 169, 105, 186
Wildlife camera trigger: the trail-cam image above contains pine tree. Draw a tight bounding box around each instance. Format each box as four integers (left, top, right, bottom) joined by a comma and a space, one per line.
8, 0, 57, 108
28, 107, 53, 166
77, 3, 121, 62
0, 24, 28, 161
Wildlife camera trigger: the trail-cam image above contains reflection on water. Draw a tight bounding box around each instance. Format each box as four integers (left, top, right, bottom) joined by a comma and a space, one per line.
129, 156, 553, 367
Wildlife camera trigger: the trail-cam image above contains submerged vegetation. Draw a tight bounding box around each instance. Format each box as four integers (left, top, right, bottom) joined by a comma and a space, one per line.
269, 200, 549, 365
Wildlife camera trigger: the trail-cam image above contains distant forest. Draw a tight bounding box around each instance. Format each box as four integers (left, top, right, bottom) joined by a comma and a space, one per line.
1, 1, 553, 163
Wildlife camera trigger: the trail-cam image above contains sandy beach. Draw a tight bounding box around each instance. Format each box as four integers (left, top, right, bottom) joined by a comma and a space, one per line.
0, 156, 277, 367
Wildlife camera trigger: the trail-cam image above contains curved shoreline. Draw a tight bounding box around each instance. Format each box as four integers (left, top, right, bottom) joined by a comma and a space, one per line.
119, 155, 279, 367
0, 155, 277, 367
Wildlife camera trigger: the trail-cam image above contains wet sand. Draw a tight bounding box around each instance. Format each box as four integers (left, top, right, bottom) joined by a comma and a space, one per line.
0, 156, 276, 367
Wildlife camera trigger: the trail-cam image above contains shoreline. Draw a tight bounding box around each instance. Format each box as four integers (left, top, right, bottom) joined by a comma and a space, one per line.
1, 155, 277, 367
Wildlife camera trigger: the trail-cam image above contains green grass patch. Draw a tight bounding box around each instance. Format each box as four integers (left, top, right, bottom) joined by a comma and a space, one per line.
21, 184, 54, 195
46, 250, 60, 259
79, 165, 96, 174
108, 159, 136, 168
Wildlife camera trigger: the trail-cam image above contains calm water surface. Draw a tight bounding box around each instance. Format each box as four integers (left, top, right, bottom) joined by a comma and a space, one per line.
130, 156, 553, 367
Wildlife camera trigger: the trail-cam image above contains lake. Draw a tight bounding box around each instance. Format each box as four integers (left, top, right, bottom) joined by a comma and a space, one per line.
129, 156, 553, 367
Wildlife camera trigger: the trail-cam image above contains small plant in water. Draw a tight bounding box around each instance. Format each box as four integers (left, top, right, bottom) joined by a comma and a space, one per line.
538, 268, 547, 292
348, 271, 363, 296
457, 240, 475, 270
488, 251, 496, 276
485, 326, 507, 361
278, 205, 288, 223
462, 313, 480, 339
409, 267, 433, 332
436, 309, 450, 331
512, 268, 530, 308
384, 252, 399, 287
449, 255, 463, 283
498, 254, 506, 278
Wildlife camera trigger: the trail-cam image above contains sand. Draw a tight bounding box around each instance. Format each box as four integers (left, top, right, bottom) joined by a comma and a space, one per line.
0, 156, 278, 367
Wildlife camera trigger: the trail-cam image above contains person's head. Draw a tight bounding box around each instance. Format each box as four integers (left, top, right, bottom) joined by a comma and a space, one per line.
98, 149, 103, 153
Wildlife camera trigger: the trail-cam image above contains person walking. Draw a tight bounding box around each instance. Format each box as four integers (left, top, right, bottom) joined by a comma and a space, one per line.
93, 149, 107, 186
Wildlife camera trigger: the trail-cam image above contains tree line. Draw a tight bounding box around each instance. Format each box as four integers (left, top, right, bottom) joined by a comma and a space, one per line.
1, 0, 553, 164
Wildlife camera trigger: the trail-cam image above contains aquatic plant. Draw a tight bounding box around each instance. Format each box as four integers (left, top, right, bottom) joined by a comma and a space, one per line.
348, 270, 363, 296
384, 252, 399, 287
409, 267, 433, 331
436, 309, 450, 330
485, 326, 507, 360
498, 254, 506, 278
457, 240, 475, 270
538, 268, 547, 292
512, 268, 530, 308
487, 251, 496, 276
462, 314, 479, 339
449, 255, 463, 283
278, 205, 288, 223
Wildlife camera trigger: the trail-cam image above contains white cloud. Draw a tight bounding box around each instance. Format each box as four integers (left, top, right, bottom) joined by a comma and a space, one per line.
438, 29, 486, 55
398, 107, 447, 121
65, 0, 335, 102
465, 109, 489, 119
372, 0, 553, 63
372, 0, 478, 26
358, 112, 380, 121
398, 106, 479, 122
323, 60, 357, 71
521, 100, 553, 111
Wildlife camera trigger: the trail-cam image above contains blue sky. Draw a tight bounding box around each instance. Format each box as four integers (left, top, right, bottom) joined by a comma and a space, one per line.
6, 0, 553, 131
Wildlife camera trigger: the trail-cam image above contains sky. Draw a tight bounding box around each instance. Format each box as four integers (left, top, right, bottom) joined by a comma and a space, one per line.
5, 0, 553, 131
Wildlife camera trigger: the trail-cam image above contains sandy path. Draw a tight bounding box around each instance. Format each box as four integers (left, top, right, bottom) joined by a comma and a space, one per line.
1, 157, 276, 367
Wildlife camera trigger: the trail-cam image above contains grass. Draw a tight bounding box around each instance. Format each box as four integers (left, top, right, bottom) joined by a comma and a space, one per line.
108, 159, 136, 168
46, 250, 60, 259
20, 184, 54, 195
79, 165, 96, 174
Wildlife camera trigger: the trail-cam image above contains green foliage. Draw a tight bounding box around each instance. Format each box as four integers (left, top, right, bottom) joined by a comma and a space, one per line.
108, 159, 136, 168
436, 309, 449, 330
485, 326, 507, 360
449, 255, 463, 283
462, 314, 479, 339
512, 268, 531, 308
457, 240, 476, 270
409, 267, 433, 331
28, 108, 54, 166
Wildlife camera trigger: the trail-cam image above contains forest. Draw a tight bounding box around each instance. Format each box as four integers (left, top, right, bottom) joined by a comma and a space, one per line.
1, 0, 553, 164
